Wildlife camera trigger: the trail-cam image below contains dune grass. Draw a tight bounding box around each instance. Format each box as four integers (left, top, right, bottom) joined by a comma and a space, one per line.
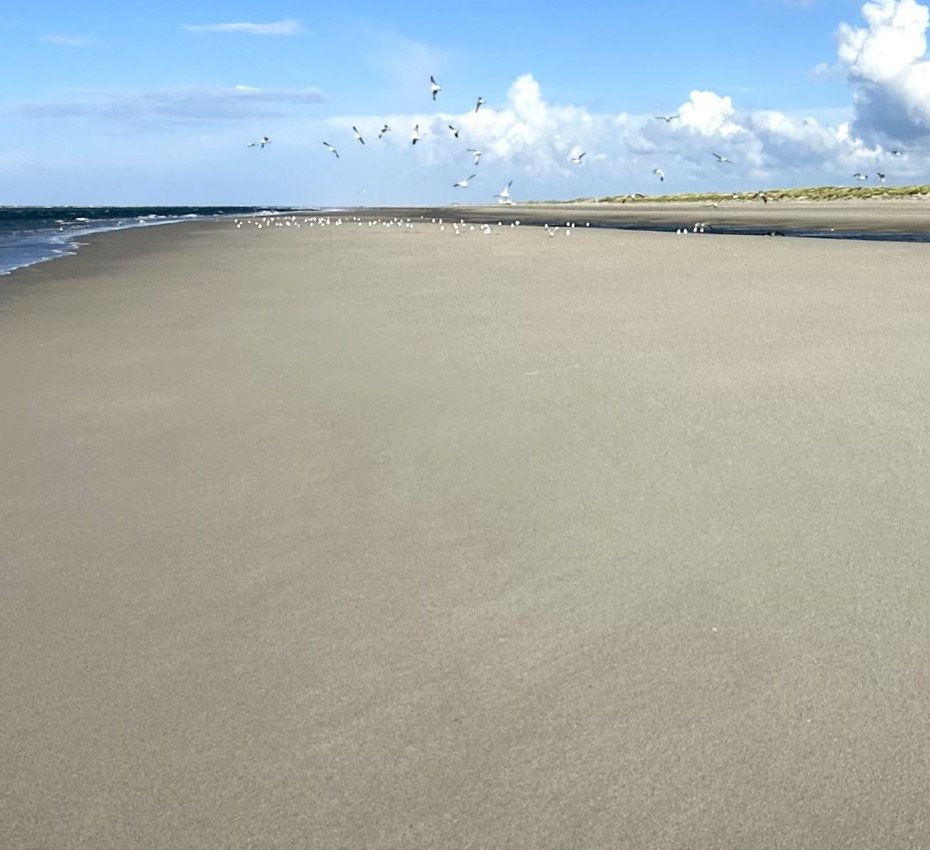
567, 184, 930, 204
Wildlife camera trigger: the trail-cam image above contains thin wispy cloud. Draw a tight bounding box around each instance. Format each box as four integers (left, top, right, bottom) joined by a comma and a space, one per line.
182, 20, 303, 36
17, 84, 326, 124
40, 34, 98, 47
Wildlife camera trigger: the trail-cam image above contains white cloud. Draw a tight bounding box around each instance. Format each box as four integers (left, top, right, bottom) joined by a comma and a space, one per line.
182, 20, 303, 36
16, 85, 326, 123
40, 34, 97, 47
297, 72, 904, 204
836, 0, 930, 142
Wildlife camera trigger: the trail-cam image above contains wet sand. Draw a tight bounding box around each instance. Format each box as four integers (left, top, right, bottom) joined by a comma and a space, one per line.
3, 214, 930, 848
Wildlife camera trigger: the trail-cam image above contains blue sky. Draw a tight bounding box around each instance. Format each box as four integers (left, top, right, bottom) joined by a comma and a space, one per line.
3, 0, 930, 206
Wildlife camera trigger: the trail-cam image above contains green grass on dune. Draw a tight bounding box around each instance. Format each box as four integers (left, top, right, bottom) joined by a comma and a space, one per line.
550, 184, 930, 204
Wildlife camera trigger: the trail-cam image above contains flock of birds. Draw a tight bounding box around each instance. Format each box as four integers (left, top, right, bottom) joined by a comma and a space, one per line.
245, 80, 911, 203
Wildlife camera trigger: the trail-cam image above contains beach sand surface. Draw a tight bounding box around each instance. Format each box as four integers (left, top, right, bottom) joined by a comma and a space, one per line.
3, 216, 930, 849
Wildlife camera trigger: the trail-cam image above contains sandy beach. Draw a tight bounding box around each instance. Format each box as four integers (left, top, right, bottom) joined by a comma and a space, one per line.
3, 210, 930, 849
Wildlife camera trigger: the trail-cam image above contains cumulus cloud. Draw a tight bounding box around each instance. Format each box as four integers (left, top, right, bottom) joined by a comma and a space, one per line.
306, 70, 902, 204
17, 85, 326, 123
836, 0, 930, 142
182, 20, 303, 36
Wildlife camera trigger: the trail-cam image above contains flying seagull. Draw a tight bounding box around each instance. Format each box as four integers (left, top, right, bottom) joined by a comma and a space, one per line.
853, 172, 867, 180
652, 168, 665, 182
494, 180, 514, 204
378, 124, 391, 139
655, 114, 679, 123
430, 75, 442, 101
877, 172, 887, 182
475, 96, 486, 112
467, 148, 482, 166
322, 141, 339, 158
712, 152, 733, 164
571, 152, 586, 164
751, 191, 769, 204
352, 126, 365, 145
448, 124, 459, 138
247, 137, 270, 148
890, 150, 905, 156
453, 173, 477, 189
411, 124, 420, 145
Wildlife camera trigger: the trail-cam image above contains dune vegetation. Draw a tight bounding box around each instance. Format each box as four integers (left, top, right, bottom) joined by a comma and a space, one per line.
575, 184, 930, 204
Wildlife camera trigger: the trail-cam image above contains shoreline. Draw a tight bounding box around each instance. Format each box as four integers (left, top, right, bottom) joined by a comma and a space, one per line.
3, 195, 930, 288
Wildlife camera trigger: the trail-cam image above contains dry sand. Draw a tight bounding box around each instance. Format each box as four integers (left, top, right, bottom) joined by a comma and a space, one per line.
3, 214, 930, 848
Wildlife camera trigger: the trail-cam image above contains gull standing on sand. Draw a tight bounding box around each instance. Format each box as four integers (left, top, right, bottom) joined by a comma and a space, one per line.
352, 126, 365, 145
411, 124, 420, 145
467, 148, 482, 166
712, 152, 733, 164
453, 173, 477, 189
322, 141, 339, 158
652, 168, 665, 182
247, 137, 270, 148
378, 124, 391, 139
430, 75, 442, 100
475, 96, 485, 112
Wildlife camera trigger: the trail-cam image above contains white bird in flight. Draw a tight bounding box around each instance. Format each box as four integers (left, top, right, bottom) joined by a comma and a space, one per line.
475, 96, 485, 112
411, 124, 420, 145
467, 148, 482, 166
712, 152, 733, 164
655, 114, 679, 123
890, 149, 905, 156
352, 126, 365, 145
322, 141, 339, 158
448, 124, 459, 138
571, 152, 586, 164
853, 172, 867, 180
378, 124, 391, 139
453, 173, 477, 189
876, 172, 887, 182
495, 180, 514, 204
430, 75, 442, 101
652, 168, 665, 182
247, 137, 270, 148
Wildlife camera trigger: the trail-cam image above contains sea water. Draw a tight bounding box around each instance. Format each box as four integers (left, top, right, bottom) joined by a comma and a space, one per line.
0, 206, 295, 276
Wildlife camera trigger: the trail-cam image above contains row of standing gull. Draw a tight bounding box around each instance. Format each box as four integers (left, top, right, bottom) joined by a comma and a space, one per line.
246, 76, 910, 204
